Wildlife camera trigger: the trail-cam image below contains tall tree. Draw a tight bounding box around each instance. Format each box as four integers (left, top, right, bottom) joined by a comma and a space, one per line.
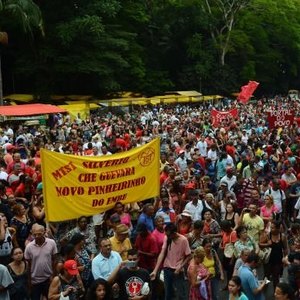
202, 0, 250, 66
0, 0, 43, 105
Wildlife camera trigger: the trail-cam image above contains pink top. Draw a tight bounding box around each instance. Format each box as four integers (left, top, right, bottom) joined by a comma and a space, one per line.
120, 213, 131, 228
162, 234, 191, 269
261, 204, 278, 218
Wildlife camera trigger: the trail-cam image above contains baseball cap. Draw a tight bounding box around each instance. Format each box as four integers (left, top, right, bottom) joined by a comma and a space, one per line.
64, 260, 79, 276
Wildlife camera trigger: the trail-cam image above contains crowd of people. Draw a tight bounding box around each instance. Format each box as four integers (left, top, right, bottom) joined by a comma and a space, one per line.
0, 97, 298, 299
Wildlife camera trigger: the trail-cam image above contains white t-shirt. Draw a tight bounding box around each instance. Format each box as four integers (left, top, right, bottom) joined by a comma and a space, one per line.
184, 200, 205, 221
220, 175, 237, 191
196, 141, 208, 157
265, 188, 286, 213
207, 149, 218, 163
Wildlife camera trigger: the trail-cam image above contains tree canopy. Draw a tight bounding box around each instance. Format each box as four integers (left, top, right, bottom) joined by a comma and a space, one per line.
2, 0, 300, 97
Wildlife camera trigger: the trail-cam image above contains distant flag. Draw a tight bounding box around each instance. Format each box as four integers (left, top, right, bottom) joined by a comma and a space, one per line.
238, 81, 259, 104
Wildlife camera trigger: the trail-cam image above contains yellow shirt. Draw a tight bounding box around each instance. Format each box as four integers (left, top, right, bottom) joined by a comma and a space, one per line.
203, 255, 215, 277
109, 235, 132, 261
255, 148, 263, 157
242, 213, 264, 243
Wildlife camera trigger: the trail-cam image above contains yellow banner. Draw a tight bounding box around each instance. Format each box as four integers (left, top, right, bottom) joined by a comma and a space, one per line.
41, 139, 160, 222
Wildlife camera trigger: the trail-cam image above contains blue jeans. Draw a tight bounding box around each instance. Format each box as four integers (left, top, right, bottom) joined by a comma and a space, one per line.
163, 268, 188, 300
211, 277, 220, 300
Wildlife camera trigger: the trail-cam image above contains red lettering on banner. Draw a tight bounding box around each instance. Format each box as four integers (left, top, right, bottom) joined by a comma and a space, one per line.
78, 173, 97, 182
106, 194, 127, 205
267, 109, 294, 129
56, 186, 85, 196
92, 199, 105, 207
99, 167, 135, 180
87, 177, 146, 195
82, 157, 130, 169
211, 108, 238, 127
52, 162, 77, 180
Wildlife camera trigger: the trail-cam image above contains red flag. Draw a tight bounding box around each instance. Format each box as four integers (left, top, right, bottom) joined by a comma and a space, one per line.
211, 108, 238, 127
238, 81, 259, 104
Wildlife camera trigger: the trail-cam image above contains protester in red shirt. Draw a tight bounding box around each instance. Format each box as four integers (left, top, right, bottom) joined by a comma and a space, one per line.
226, 140, 236, 159
135, 223, 159, 271
6, 153, 25, 174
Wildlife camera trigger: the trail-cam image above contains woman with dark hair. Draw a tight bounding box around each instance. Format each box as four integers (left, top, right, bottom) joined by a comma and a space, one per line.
70, 233, 92, 289
274, 282, 294, 300
224, 203, 239, 230
259, 220, 288, 290
228, 276, 248, 300
31, 192, 46, 227
86, 278, 111, 300
150, 222, 191, 300
60, 216, 97, 258
0, 213, 17, 265
10, 203, 31, 250
202, 209, 221, 248
7, 247, 30, 300
220, 220, 237, 288
234, 226, 259, 258
55, 243, 76, 275
187, 220, 204, 251
113, 201, 132, 229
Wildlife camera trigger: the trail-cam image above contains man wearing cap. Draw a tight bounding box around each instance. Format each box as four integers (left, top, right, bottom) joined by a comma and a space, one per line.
92, 237, 122, 280
216, 181, 236, 203
24, 224, 58, 300
183, 189, 205, 221
109, 224, 132, 260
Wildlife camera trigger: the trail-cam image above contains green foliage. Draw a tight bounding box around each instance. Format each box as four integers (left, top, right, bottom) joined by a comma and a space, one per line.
2, 0, 300, 96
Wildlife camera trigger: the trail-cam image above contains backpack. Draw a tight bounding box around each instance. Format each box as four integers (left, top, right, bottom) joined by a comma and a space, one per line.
268, 188, 283, 202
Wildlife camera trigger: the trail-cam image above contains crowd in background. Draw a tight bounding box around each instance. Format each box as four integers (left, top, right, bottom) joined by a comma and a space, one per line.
0, 97, 298, 299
